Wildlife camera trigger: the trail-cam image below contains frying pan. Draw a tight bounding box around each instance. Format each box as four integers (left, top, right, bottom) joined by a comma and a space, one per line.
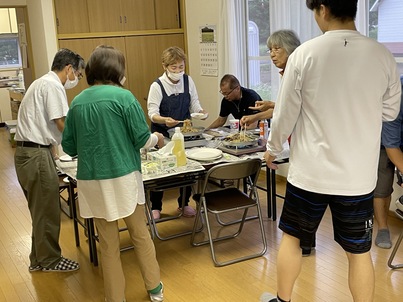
168, 126, 205, 138
221, 137, 259, 147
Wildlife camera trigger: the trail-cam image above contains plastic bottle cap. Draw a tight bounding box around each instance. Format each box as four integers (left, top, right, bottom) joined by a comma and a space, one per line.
175, 127, 181, 133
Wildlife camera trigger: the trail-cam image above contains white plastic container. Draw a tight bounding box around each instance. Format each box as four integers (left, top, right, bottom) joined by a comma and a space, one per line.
171, 127, 187, 166
18, 69, 24, 89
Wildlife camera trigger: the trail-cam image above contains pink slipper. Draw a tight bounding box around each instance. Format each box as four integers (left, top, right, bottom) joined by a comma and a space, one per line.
178, 205, 196, 217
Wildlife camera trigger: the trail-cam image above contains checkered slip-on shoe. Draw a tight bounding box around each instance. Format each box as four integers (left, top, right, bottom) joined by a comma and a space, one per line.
42, 257, 80, 272
28, 265, 42, 272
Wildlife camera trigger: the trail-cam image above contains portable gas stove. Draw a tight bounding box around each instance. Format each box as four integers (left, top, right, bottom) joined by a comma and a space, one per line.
184, 135, 207, 148
218, 143, 266, 156
164, 135, 207, 148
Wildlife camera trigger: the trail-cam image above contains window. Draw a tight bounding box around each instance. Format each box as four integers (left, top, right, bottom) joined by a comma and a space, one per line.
247, 0, 271, 100
247, 0, 320, 101
0, 34, 22, 69
246, 0, 403, 103
369, 0, 403, 75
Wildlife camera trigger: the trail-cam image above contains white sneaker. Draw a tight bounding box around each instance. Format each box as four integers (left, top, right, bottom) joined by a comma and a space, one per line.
149, 282, 163, 302
260, 292, 277, 302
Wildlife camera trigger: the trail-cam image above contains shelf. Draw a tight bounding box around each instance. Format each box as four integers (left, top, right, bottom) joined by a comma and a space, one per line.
57, 28, 184, 40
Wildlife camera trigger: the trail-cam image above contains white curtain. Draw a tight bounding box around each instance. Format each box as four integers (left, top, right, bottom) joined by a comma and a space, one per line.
356, 0, 369, 36
218, 0, 248, 85
269, 0, 321, 99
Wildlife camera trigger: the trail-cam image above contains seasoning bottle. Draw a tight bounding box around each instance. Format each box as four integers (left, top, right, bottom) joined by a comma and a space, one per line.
171, 127, 187, 166
259, 119, 269, 140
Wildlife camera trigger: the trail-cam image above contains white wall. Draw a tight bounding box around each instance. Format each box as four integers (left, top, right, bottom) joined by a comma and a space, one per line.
184, 0, 221, 129
0, 0, 58, 78
26, 0, 58, 77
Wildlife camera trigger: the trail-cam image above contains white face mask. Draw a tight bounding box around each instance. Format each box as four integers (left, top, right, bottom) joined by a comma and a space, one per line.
167, 71, 184, 82
120, 76, 126, 86
64, 74, 78, 89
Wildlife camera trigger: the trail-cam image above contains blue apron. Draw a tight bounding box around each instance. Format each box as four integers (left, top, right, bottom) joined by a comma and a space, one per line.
151, 74, 191, 138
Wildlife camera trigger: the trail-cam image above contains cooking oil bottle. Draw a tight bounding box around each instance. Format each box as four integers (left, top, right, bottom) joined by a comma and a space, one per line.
172, 127, 187, 166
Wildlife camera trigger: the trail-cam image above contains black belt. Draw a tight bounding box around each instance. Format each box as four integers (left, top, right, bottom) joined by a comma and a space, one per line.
17, 141, 51, 148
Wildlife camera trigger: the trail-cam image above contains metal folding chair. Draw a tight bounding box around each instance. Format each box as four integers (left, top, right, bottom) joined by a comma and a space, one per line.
190, 158, 267, 267
388, 202, 403, 269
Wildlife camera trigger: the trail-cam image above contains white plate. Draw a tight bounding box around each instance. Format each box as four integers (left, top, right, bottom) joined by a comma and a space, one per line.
186, 148, 222, 161
59, 154, 76, 162
191, 112, 208, 120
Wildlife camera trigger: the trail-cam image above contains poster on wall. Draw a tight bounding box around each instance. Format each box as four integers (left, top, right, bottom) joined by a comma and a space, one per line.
199, 25, 218, 77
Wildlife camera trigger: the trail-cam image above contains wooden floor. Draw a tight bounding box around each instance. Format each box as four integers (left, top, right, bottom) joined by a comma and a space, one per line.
0, 127, 402, 302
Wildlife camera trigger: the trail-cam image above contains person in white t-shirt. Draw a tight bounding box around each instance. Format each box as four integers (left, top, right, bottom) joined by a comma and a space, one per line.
260, 1, 401, 302
14, 48, 85, 273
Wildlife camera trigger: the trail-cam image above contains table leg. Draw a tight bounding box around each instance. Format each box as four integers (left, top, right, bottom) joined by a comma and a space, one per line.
68, 179, 80, 247
266, 168, 272, 218
271, 168, 277, 221
265, 168, 277, 221
86, 218, 98, 266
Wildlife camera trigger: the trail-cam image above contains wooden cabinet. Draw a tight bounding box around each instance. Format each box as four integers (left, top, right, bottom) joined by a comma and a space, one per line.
155, 0, 180, 29
55, 0, 185, 124
58, 34, 185, 123
54, 0, 181, 34
86, 0, 156, 32
125, 34, 185, 115
54, 0, 90, 34
121, 0, 156, 31
58, 38, 127, 104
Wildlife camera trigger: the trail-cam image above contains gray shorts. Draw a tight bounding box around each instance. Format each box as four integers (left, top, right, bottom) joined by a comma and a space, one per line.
374, 148, 395, 198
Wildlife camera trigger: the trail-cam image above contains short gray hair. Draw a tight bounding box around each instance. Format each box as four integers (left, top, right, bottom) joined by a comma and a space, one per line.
267, 30, 301, 56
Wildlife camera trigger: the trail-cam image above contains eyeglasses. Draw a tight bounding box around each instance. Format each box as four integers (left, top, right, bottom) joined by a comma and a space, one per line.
73, 68, 83, 80
267, 47, 282, 54
219, 86, 239, 97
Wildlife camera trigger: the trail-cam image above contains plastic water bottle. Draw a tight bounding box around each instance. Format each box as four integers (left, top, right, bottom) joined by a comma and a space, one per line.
171, 127, 187, 166
18, 69, 24, 89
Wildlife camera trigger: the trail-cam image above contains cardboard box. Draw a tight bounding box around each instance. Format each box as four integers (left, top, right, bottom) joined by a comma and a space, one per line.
146, 152, 177, 171
5, 120, 17, 148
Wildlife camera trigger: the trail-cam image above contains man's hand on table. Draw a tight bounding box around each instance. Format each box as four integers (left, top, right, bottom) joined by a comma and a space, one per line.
264, 151, 278, 170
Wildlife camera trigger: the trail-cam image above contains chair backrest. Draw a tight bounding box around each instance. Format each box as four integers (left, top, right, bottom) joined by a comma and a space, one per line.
202, 158, 262, 192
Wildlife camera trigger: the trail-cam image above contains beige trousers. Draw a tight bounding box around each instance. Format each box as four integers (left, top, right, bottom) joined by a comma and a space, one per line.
94, 204, 161, 302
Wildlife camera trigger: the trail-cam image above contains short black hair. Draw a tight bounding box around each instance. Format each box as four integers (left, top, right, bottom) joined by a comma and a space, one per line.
51, 48, 85, 72
85, 45, 125, 87
306, 0, 357, 21
220, 74, 240, 90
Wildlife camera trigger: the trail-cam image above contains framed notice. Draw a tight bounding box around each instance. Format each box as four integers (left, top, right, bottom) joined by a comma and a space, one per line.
199, 25, 218, 77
